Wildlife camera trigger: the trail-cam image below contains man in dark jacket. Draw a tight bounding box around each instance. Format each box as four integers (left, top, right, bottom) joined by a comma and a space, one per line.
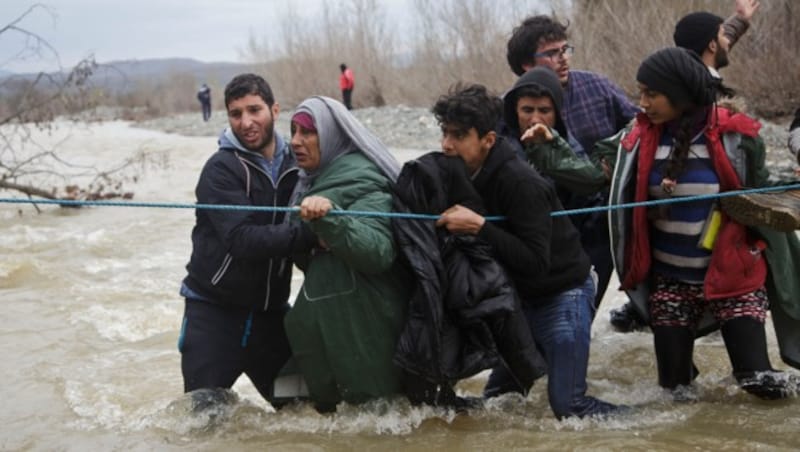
432, 84, 623, 420
197, 83, 212, 121
501, 66, 612, 311
179, 74, 316, 406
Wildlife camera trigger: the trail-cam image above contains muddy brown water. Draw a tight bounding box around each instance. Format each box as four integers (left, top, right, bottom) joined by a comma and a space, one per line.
1, 121, 798, 450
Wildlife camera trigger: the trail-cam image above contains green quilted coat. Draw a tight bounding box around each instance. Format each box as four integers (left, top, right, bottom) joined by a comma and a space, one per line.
284, 152, 410, 408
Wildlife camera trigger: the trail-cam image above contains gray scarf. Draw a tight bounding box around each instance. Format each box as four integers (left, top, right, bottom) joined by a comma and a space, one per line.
290, 96, 399, 205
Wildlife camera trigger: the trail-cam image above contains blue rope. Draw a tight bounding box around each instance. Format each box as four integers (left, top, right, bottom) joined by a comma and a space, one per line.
551, 183, 800, 217
1, 183, 799, 221
0, 198, 457, 220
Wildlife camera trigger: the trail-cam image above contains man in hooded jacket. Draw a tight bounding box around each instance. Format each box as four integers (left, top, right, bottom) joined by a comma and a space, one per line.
485, 66, 614, 399
179, 74, 316, 406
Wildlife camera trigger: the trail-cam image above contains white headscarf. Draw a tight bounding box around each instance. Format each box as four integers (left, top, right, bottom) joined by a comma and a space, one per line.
290, 96, 400, 203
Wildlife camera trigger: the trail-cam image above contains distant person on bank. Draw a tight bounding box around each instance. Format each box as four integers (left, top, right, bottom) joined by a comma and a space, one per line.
284, 96, 409, 413
339, 63, 355, 110
197, 83, 212, 122
179, 74, 316, 408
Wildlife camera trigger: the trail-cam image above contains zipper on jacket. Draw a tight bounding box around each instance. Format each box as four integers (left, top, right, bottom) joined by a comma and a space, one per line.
236, 151, 300, 311
263, 175, 283, 310
263, 164, 299, 310
211, 253, 233, 286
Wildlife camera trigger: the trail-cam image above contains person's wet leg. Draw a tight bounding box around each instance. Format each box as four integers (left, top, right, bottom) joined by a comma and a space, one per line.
531, 276, 621, 419
721, 316, 796, 399
653, 325, 697, 389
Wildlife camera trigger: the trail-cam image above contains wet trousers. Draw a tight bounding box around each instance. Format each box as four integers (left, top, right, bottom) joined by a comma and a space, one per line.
179, 298, 291, 403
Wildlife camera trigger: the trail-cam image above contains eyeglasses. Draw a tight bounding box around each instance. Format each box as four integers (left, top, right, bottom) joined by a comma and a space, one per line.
533, 45, 575, 61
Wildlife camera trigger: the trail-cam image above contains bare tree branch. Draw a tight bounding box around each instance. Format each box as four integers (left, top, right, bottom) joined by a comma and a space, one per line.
0, 3, 62, 69
0, 178, 56, 199
0, 4, 139, 206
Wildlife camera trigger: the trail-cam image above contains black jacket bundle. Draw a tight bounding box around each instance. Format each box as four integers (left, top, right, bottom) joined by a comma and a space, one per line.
391, 152, 546, 393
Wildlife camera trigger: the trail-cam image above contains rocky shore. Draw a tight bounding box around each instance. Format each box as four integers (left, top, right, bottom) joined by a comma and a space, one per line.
134, 105, 798, 180
134, 105, 443, 151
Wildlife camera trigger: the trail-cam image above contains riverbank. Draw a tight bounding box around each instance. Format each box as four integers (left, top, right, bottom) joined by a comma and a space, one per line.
134, 105, 443, 151
133, 105, 799, 179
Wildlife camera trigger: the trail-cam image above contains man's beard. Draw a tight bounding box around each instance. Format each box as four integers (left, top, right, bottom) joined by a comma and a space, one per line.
237, 112, 275, 153
247, 125, 274, 153
714, 47, 729, 70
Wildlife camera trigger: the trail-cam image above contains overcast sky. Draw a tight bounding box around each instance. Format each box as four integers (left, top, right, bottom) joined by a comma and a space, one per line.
0, 0, 413, 73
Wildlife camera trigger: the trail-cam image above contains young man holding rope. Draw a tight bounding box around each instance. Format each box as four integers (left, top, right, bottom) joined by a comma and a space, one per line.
433, 83, 624, 419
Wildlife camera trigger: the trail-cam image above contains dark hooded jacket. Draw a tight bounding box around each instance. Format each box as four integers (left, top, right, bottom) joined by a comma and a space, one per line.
392, 152, 546, 388
504, 66, 568, 139
502, 66, 608, 242
182, 131, 316, 312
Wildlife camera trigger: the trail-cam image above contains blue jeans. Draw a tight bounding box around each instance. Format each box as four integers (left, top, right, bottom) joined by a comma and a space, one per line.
484, 274, 619, 419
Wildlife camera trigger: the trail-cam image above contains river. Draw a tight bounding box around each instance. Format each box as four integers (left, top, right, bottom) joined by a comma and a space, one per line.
1, 121, 798, 451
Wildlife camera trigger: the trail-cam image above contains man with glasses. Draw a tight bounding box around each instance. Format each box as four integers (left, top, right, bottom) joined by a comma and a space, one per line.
505, 15, 639, 326
507, 15, 639, 155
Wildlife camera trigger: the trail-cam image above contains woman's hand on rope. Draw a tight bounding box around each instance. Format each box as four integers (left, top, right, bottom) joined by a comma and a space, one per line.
299, 195, 333, 221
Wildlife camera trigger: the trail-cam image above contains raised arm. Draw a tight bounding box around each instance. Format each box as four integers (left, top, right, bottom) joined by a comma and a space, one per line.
723, 0, 760, 50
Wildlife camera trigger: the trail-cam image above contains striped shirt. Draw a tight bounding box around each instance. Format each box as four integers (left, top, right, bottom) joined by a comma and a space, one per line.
648, 131, 720, 283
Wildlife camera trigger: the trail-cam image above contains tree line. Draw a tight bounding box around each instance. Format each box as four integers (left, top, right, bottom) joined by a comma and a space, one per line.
2, 0, 797, 123
244, 0, 797, 118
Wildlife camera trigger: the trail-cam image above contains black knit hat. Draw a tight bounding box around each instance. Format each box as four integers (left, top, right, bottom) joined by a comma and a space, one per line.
503, 66, 567, 137
636, 47, 716, 109
674, 12, 724, 56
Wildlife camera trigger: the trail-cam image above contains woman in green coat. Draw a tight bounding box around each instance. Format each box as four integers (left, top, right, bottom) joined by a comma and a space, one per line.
285, 96, 409, 412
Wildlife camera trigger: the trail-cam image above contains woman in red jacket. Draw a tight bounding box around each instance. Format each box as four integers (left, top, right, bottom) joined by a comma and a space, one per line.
613, 47, 796, 400
339, 63, 355, 110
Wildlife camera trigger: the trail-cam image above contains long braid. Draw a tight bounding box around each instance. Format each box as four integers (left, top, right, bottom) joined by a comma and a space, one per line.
663, 113, 695, 181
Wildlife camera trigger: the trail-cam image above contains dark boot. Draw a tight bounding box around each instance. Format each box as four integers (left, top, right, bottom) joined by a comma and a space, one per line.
610, 301, 646, 333
403, 372, 482, 412
189, 387, 238, 413
402, 371, 440, 406
652, 326, 697, 389
721, 317, 795, 400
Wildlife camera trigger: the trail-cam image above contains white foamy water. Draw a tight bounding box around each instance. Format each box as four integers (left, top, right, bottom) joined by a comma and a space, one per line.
1, 121, 798, 450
